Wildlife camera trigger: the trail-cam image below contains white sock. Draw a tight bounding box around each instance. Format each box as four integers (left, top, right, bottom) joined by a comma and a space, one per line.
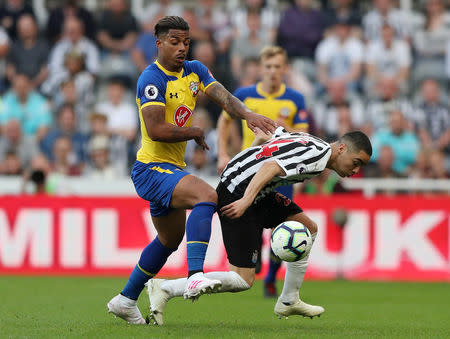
161, 271, 250, 298
279, 232, 317, 304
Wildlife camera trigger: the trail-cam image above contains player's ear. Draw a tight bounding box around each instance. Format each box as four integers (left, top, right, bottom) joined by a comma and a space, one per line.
338, 143, 347, 155
156, 38, 162, 48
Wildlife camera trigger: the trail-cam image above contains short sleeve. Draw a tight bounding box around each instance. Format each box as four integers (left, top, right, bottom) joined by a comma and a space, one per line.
291, 93, 309, 128
137, 70, 166, 108
190, 60, 216, 91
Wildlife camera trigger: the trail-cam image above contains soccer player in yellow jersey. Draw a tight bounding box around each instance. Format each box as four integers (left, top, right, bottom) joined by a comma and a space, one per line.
107, 16, 276, 324
217, 46, 310, 298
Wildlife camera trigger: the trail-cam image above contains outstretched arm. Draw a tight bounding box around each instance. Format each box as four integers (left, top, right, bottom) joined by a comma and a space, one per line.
205, 82, 277, 134
220, 160, 285, 219
141, 105, 209, 149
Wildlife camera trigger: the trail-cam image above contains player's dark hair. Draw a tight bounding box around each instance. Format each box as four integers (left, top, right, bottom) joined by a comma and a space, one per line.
339, 131, 372, 156
154, 16, 189, 38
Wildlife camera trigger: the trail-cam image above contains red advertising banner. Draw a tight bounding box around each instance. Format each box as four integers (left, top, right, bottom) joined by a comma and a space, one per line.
0, 195, 448, 281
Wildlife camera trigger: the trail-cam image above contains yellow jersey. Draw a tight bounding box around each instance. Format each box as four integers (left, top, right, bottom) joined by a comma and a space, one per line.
136, 60, 216, 167
223, 82, 309, 150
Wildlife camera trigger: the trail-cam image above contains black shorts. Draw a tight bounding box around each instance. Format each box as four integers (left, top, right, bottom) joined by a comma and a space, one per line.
216, 182, 303, 268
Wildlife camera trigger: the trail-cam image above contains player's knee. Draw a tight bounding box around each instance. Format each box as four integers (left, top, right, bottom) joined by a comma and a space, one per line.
198, 187, 218, 205
158, 232, 183, 249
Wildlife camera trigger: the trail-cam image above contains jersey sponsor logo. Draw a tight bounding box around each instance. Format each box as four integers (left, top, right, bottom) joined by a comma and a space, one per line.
144, 85, 158, 100
174, 105, 193, 127
255, 139, 295, 159
189, 81, 200, 97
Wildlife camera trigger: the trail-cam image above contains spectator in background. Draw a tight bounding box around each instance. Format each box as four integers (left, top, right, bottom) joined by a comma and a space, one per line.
95, 77, 137, 142
313, 80, 364, 141
371, 110, 420, 176
299, 169, 347, 194
96, 0, 139, 82
85, 134, 120, 179
40, 104, 87, 165
0, 119, 37, 168
6, 15, 48, 90
0, 25, 9, 94
1, 150, 22, 175
52, 77, 93, 133
315, 17, 363, 94
365, 77, 415, 134
414, 79, 450, 162
365, 144, 402, 178
86, 111, 128, 177
95, 76, 137, 173
50, 136, 82, 176
46, 16, 100, 88
408, 148, 430, 179
46, 0, 96, 44
137, 0, 183, 29
323, 0, 362, 34
365, 23, 411, 97
428, 149, 448, 179
182, 6, 211, 60
231, 0, 279, 43
131, 17, 157, 72
277, 0, 325, 80
412, 0, 450, 88
239, 57, 260, 87
362, 0, 412, 42
1, 73, 51, 141
192, 40, 234, 123
96, 0, 138, 55
230, 10, 271, 81
0, 0, 34, 40
195, 0, 233, 55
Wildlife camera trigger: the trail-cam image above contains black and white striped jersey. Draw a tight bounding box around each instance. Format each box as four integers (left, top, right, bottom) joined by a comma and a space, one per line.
220, 127, 332, 200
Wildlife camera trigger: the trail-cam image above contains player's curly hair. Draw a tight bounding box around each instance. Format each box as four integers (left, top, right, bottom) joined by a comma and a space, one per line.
340, 131, 372, 156
154, 16, 189, 38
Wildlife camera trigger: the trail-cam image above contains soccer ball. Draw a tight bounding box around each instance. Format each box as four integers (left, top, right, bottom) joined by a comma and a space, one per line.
270, 221, 312, 262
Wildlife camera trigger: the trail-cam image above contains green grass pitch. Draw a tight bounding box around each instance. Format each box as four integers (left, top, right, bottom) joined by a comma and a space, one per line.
0, 276, 449, 338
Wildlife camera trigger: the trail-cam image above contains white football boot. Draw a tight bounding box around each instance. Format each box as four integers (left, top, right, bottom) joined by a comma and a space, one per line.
145, 279, 170, 326
107, 294, 146, 324
274, 299, 325, 319
183, 272, 222, 300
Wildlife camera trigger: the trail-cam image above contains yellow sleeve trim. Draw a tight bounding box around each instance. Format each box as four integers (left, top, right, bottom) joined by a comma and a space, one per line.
293, 123, 309, 129
221, 110, 233, 121
202, 80, 218, 92
141, 101, 165, 109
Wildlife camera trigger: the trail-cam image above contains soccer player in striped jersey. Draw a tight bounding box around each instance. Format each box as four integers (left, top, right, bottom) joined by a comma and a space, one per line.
147, 128, 372, 324
107, 16, 276, 324
217, 46, 310, 297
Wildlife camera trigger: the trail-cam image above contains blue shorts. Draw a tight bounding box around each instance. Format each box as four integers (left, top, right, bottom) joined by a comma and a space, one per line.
131, 161, 190, 217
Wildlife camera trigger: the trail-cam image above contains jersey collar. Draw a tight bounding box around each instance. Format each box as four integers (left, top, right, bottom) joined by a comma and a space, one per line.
256, 82, 286, 99
155, 60, 184, 78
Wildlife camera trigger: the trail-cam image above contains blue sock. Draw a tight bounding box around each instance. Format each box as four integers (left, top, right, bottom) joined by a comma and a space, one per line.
186, 202, 216, 276
265, 248, 282, 284
121, 236, 176, 300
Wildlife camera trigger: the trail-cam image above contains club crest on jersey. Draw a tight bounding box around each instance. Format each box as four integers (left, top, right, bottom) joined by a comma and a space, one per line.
144, 84, 158, 100
174, 105, 192, 127
189, 81, 200, 97
298, 109, 308, 121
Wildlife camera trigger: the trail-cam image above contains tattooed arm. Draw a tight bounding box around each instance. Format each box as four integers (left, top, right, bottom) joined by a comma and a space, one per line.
205, 82, 277, 134
141, 105, 209, 149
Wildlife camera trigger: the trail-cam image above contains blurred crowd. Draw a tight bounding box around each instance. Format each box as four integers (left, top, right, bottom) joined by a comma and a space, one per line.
0, 0, 448, 195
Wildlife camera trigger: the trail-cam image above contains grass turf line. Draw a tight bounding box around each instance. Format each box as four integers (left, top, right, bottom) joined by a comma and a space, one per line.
0, 276, 449, 338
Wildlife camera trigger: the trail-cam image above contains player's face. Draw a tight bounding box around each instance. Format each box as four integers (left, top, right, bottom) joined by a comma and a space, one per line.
335, 144, 370, 177
260, 54, 287, 87
156, 29, 190, 71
